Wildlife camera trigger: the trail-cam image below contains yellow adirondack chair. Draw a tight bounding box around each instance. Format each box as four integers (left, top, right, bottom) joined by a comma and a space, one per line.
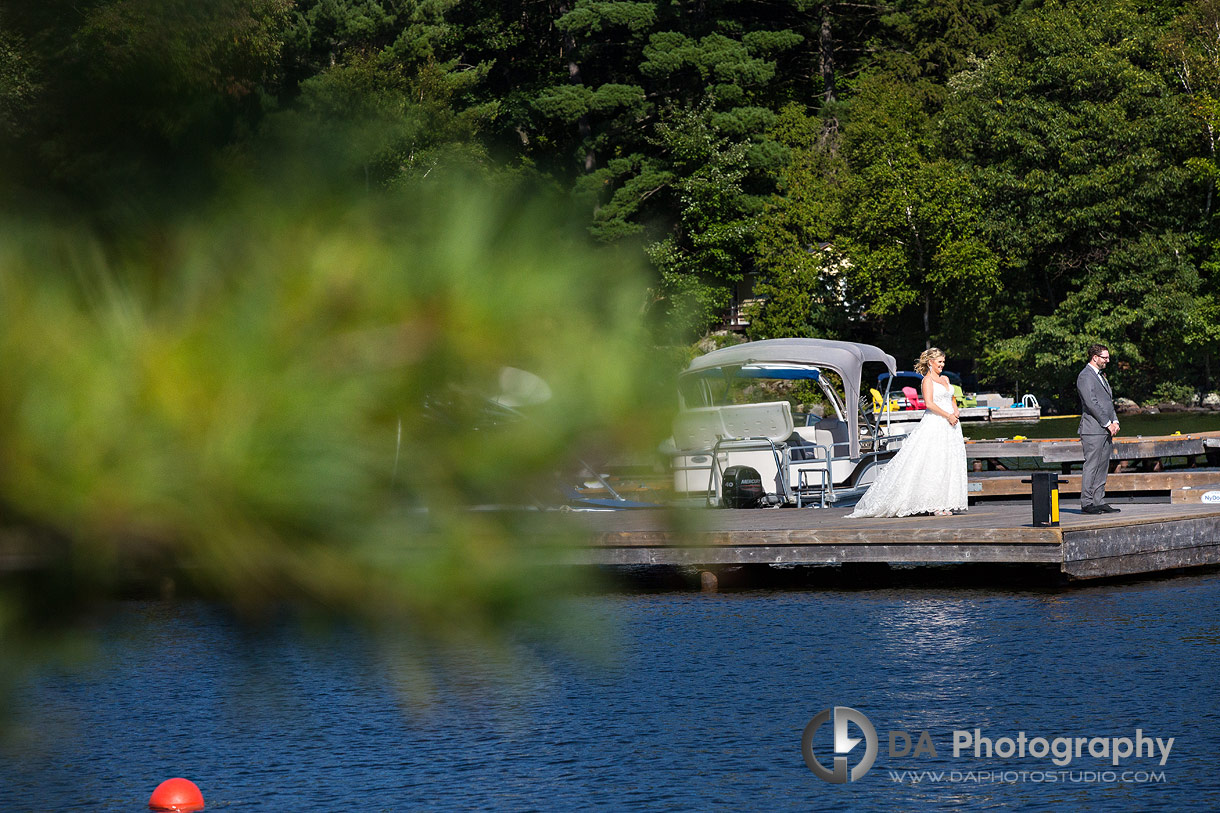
870, 388, 900, 413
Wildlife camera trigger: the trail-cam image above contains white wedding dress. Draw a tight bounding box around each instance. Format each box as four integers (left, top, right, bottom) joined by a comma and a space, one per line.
847, 380, 968, 517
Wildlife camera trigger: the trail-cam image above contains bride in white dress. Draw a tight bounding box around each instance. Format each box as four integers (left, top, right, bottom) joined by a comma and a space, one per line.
847, 348, 968, 517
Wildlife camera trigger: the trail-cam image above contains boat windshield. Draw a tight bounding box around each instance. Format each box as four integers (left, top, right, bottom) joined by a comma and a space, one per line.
677, 363, 850, 423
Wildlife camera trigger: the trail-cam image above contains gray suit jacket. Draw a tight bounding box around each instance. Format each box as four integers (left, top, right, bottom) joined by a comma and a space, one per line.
1077, 365, 1116, 435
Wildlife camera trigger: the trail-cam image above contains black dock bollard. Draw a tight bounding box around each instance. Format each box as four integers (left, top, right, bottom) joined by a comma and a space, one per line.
1026, 471, 1060, 527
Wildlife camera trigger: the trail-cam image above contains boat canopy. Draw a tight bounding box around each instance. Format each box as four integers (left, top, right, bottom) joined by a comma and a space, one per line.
680, 338, 898, 458
686, 362, 822, 381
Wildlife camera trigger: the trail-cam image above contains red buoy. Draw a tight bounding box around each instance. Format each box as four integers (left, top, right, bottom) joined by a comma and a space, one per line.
149, 778, 205, 811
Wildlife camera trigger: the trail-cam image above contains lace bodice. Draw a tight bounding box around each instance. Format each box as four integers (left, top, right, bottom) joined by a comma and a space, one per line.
930, 380, 955, 412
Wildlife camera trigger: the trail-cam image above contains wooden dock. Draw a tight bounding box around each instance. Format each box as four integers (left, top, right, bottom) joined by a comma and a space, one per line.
968, 469, 1220, 499
964, 430, 1220, 465
572, 502, 1220, 581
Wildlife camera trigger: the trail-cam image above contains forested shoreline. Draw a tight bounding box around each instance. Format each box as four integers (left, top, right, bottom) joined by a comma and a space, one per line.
4, 0, 1220, 405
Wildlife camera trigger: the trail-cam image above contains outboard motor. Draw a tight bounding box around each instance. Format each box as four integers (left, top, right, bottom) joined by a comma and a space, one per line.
722, 465, 765, 508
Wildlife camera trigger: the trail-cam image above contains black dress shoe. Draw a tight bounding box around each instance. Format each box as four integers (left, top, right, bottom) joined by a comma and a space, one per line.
1099, 504, 1121, 513
1081, 505, 1103, 514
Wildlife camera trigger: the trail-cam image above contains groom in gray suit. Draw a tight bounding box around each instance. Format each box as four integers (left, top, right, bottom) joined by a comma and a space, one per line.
1077, 344, 1120, 514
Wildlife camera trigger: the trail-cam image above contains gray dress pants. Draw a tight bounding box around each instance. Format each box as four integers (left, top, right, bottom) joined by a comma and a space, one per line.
1079, 432, 1112, 508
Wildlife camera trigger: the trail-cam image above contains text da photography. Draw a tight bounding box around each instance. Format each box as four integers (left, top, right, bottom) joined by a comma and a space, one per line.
802, 706, 1175, 784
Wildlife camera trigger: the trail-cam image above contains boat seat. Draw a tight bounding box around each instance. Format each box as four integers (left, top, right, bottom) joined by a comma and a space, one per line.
672, 401, 796, 451
788, 416, 857, 488
671, 402, 797, 503
789, 418, 850, 455
787, 429, 820, 461
812, 417, 851, 457
672, 407, 730, 451
717, 401, 794, 444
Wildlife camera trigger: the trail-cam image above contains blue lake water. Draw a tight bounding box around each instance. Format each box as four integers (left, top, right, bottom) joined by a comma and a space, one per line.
4, 572, 1220, 811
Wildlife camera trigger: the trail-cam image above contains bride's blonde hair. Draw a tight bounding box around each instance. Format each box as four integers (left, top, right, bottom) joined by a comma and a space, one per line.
915, 347, 945, 376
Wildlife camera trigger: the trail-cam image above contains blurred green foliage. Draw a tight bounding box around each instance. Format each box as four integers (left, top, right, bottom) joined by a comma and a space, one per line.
0, 172, 670, 709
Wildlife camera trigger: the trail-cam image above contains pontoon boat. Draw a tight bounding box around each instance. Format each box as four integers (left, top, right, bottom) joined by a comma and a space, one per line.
669, 339, 903, 508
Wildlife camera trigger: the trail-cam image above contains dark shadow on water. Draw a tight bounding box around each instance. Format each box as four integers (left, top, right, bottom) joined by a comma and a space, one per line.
21, 558, 1220, 607
591, 561, 1220, 594
595, 562, 1069, 592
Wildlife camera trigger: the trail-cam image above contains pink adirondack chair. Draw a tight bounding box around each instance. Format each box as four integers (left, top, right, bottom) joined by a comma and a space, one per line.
902, 385, 926, 410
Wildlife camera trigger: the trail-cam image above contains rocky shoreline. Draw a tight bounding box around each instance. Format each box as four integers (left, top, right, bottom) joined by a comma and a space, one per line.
1115, 394, 1220, 415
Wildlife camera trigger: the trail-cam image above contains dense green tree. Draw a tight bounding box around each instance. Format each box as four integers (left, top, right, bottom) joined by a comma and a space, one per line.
532, 0, 656, 174
749, 77, 998, 360
5, 0, 1220, 398
832, 75, 998, 356
517, 2, 808, 339
259, 50, 493, 189
747, 104, 858, 341
877, 0, 1017, 86
941, 0, 1203, 401
0, 14, 37, 142
1163, 0, 1220, 389
639, 106, 764, 339
0, 0, 290, 213
266, 0, 500, 187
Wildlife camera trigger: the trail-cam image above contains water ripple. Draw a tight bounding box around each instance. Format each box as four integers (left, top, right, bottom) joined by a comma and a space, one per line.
3, 574, 1220, 811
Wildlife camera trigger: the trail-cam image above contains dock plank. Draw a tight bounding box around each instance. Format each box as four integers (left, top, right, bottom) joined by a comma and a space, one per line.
964, 431, 1220, 461
1061, 545, 1220, 580
1063, 511, 1220, 578
1171, 483, 1220, 504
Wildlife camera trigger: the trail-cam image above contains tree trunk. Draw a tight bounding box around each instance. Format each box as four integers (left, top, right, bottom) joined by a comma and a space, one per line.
1208, 121, 1215, 218
569, 58, 595, 171
924, 290, 931, 349
819, 4, 837, 105
559, 4, 596, 172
